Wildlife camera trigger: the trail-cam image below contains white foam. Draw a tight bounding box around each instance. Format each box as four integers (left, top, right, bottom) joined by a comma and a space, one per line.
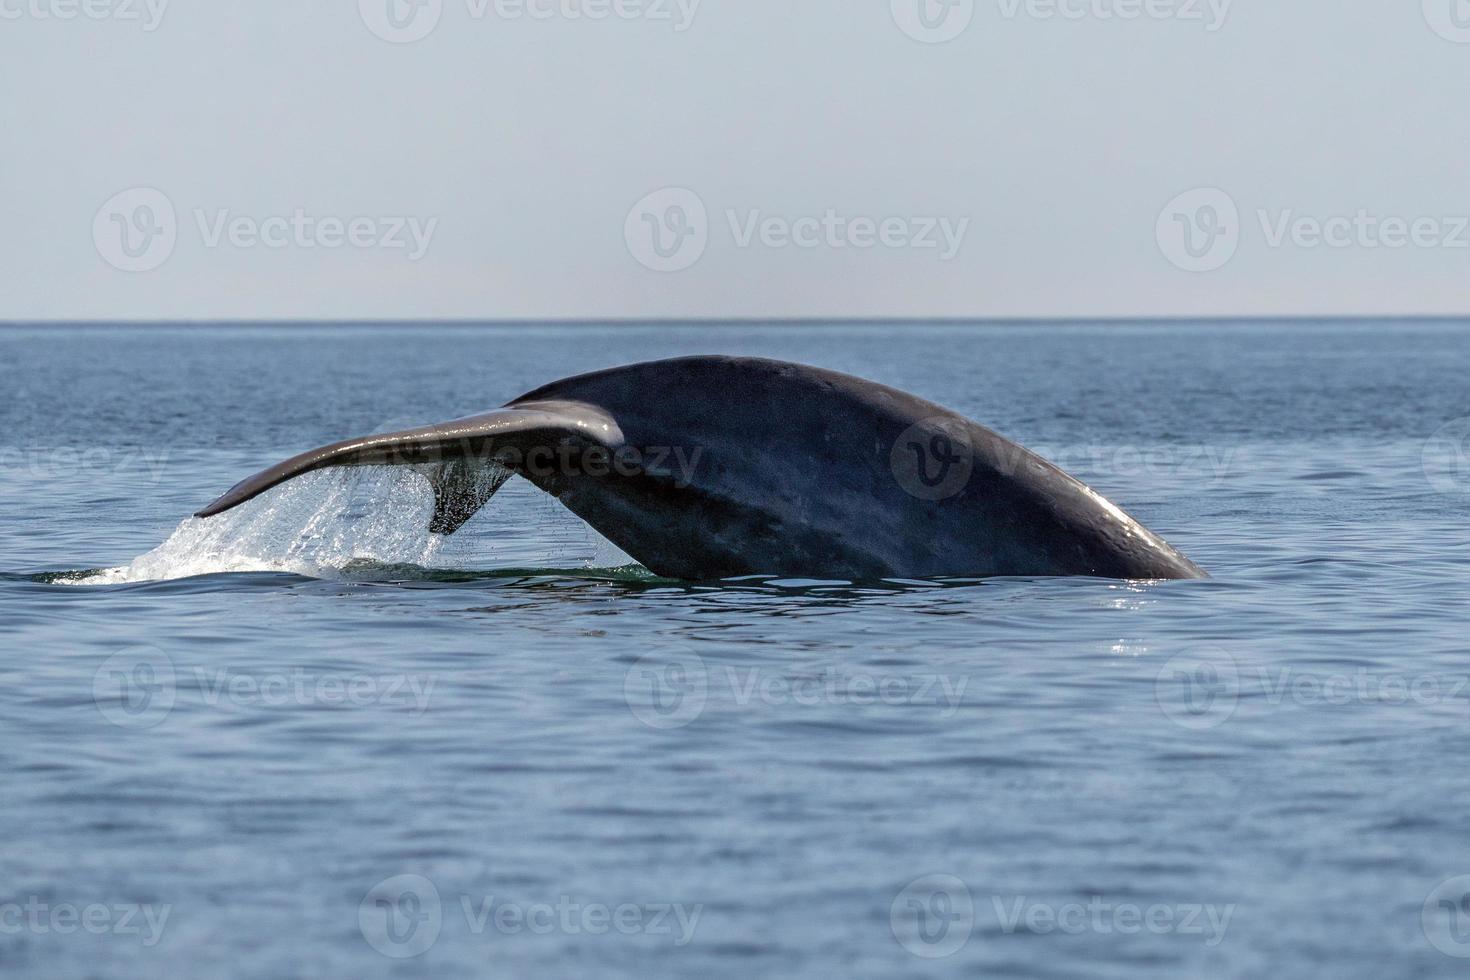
64, 465, 636, 586
68, 467, 449, 585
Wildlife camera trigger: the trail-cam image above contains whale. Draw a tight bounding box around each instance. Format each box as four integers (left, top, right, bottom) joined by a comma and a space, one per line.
196, 356, 1206, 581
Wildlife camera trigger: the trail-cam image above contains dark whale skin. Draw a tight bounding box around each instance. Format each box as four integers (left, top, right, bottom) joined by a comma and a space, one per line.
197, 356, 1205, 582
506, 357, 1205, 581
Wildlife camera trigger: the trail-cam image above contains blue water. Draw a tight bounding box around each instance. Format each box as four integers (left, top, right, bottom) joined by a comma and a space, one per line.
3, 322, 1469, 978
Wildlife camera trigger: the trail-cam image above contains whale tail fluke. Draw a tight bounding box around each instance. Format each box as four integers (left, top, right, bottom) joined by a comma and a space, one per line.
193, 357, 1205, 581
193, 401, 623, 532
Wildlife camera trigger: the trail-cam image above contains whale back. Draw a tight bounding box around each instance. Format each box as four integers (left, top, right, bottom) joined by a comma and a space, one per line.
507, 356, 1204, 580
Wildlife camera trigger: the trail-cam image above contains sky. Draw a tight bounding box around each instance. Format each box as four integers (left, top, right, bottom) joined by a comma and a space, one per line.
3, 0, 1470, 320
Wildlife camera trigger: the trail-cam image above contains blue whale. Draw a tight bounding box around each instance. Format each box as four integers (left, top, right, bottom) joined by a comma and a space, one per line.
197, 356, 1205, 581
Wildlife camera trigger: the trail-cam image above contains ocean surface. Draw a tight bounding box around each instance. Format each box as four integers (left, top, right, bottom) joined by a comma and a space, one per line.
2, 321, 1469, 979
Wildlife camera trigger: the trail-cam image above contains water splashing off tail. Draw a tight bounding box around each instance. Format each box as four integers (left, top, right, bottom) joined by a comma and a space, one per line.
68, 465, 496, 585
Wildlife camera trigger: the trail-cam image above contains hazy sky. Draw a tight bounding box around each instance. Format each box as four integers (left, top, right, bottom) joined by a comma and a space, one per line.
4, 0, 1470, 319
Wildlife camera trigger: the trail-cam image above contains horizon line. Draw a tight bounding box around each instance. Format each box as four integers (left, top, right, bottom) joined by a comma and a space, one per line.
4, 314, 1470, 328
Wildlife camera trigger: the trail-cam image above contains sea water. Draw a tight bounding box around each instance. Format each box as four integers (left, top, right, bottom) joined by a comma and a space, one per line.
2, 321, 1468, 978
